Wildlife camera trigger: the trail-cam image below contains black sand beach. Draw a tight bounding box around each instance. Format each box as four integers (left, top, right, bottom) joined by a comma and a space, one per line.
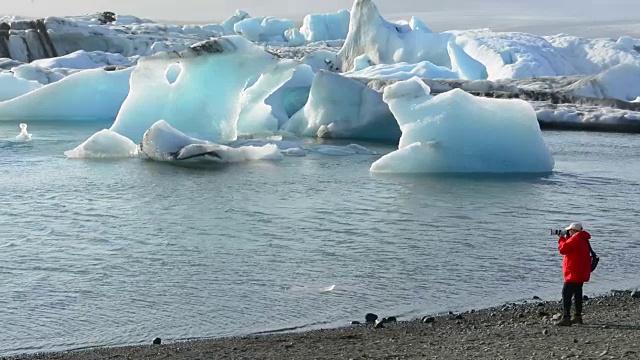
9, 289, 640, 360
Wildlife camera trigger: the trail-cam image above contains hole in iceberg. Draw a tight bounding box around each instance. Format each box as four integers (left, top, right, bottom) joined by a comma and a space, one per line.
165, 63, 182, 85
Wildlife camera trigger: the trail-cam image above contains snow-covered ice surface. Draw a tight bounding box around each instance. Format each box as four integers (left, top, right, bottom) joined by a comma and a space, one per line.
139, 120, 282, 163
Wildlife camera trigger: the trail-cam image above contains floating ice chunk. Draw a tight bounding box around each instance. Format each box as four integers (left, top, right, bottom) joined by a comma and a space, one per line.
233, 17, 295, 42
281, 148, 307, 157
370, 77, 554, 173
16, 123, 32, 141
110, 37, 279, 143
300, 10, 350, 43
64, 129, 138, 158
285, 70, 399, 142
141, 120, 282, 163
311, 144, 377, 156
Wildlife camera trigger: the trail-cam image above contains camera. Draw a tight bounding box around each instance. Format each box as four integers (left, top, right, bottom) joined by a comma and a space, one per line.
550, 229, 569, 237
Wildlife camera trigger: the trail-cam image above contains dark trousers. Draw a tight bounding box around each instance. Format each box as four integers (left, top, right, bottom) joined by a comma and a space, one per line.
562, 282, 584, 319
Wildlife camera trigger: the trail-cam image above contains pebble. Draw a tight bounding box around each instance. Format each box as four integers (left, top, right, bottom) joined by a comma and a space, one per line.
365, 313, 378, 323
351, 321, 361, 325
533, 296, 541, 300
542, 329, 549, 335
422, 316, 435, 324
152, 337, 161, 345
631, 290, 640, 299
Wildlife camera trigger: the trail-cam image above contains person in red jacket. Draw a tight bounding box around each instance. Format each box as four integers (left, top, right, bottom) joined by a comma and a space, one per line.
556, 222, 592, 326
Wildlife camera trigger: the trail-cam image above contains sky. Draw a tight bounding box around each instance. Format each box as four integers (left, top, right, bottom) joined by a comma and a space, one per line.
3, 0, 640, 37
3, 0, 639, 22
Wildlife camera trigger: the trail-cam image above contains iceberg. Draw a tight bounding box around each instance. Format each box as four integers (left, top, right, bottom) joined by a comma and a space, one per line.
568, 64, 640, 102
237, 61, 313, 135
337, 0, 487, 79
300, 10, 350, 43
110, 36, 279, 143
285, 70, 400, 142
140, 120, 282, 163
233, 17, 295, 43
0, 67, 133, 121
64, 129, 138, 158
370, 77, 554, 173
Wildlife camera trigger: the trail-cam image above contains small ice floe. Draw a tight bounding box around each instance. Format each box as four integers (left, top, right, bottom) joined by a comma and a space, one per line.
291, 284, 346, 294
311, 144, 378, 156
16, 123, 32, 141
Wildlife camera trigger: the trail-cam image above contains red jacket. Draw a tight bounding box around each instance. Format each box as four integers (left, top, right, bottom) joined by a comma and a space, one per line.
558, 231, 592, 283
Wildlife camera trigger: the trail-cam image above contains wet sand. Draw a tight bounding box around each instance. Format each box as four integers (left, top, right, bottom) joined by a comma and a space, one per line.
9, 290, 640, 360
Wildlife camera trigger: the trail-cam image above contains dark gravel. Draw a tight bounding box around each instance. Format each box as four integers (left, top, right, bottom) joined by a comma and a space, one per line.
8, 290, 640, 360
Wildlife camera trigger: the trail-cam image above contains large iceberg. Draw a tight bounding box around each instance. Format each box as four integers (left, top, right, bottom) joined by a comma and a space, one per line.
371, 78, 554, 173
110, 36, 279, 143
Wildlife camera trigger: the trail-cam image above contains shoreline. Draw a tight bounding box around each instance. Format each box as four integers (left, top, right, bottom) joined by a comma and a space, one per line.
9, 289, 640, 360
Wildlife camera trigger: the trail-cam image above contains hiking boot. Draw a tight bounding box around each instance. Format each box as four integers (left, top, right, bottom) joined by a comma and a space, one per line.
571, 315, 583, 325
555, 318, 572, 326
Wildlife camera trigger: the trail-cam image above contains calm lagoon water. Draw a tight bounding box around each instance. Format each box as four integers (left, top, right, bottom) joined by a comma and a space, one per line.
1, 121, 639, 355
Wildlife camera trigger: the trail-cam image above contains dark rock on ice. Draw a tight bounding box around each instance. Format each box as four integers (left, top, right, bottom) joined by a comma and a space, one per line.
152, 337, 161, 345
631, 290, 640, 299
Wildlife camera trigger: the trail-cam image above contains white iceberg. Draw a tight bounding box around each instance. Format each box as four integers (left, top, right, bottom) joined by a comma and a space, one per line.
65, 129, 139, 158
233, 17, 296, 43
337, 0, 487, 79
285, 70, 400, 142
300, 10, 350, 43
15, 123, 32, 141
370, 77, 554, 173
